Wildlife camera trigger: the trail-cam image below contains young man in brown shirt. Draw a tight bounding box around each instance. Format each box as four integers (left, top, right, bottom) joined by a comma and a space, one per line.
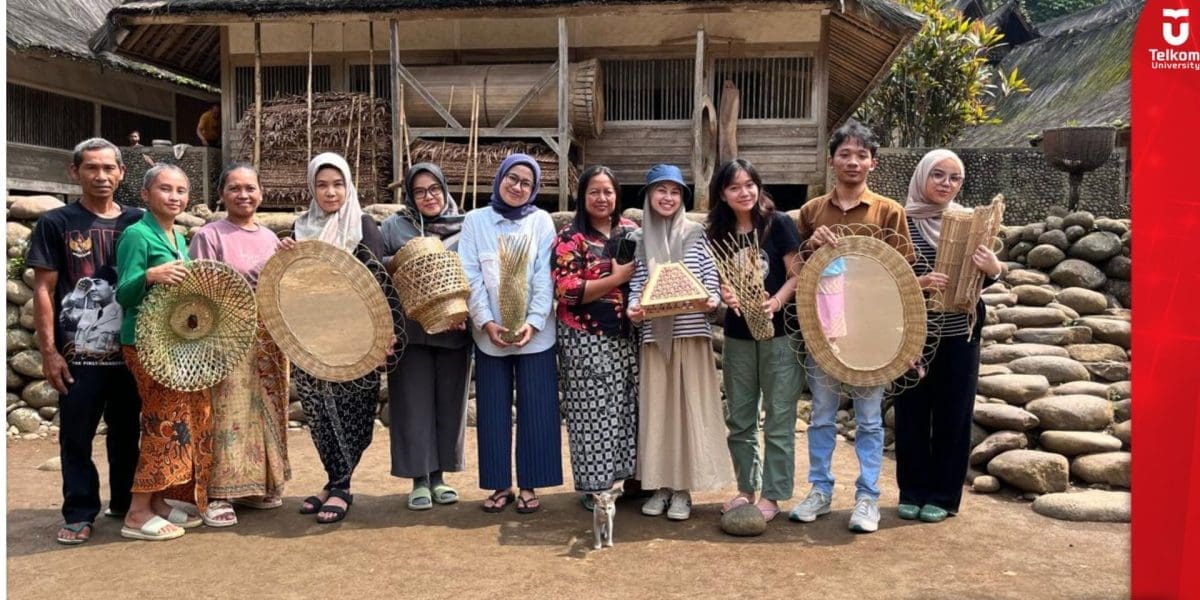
789, 120, 912, 533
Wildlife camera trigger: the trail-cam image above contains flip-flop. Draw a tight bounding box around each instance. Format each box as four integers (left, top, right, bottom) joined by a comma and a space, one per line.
120, 515, 185, 541
407, 486, 433, 511
202, 501, 238, 527
481, 490, 515, 513
721, 495, 753, 515
165, 506, 203, 529
56, 522, 92, 545
431, 483, 458, 505
758, 503, 781, 522
515, 493, 541, 514
231, 496, 283, 510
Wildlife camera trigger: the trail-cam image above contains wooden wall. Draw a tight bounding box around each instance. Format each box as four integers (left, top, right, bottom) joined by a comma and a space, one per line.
735, 121, 822, 184
6, 143, 79, 196
584, 122, 694, 185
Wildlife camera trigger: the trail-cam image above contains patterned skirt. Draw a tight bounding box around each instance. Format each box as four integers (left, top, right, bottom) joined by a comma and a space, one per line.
557, 324, 639, 493
294, 369, 379, 490
123, 346, 213, 508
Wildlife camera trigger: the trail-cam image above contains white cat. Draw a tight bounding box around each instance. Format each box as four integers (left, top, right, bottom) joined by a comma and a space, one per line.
593, 489, 618, 550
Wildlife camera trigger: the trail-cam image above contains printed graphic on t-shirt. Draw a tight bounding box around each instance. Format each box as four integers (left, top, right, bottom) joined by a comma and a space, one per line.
64, 227, 119, 283
58, 273, 124, 364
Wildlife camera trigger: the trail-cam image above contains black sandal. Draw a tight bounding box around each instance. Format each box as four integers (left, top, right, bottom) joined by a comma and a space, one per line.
316, 489, 353, 524
481, 489, 515, 513
299, 495, 324, 515
516, 491, 541, 514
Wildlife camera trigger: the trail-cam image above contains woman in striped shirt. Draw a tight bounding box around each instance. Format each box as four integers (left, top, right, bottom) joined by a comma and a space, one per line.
893, 149, 1003, 524
626, 164, 734, 521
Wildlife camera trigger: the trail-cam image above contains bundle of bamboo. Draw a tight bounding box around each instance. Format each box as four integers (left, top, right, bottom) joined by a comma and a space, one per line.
408, 138, 578, 201
239, 92, 392, 209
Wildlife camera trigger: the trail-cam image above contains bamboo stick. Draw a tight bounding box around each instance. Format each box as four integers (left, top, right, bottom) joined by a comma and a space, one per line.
440, 84, 456, 159
471, 89, 480, 208
307, 23, 314, 159
253, 22, 262, 168
463, 87, 477, 199
368, 21, 377, 201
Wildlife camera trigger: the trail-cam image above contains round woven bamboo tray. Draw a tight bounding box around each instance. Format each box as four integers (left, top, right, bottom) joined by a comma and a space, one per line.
257, 240, 393, 382
390, 237, 470, 334
794, 236, 926, 387
135, 260, 257, 392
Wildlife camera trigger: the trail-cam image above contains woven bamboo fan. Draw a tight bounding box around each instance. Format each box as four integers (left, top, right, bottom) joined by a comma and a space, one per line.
795, 236, 927, 387
931, 195, 1006, 314
135, 260, 257, 392
709, 234, 774, 341
257, 240, 393, 382
641, 261, 710, 319
497, 234, 533, 344
391, 236, 470, 334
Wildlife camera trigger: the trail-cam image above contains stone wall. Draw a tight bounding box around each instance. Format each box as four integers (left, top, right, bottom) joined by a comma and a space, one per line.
863, 147, 1128, 223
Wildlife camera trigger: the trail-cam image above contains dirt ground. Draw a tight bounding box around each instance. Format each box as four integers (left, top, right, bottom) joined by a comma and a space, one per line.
7, 429, 1128, 600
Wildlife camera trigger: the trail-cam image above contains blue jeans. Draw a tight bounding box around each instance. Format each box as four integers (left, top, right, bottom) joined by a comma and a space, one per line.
805, 355, 884, 501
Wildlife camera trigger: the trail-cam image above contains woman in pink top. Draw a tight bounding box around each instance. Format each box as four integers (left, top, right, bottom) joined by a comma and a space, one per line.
189, 162, 293, 527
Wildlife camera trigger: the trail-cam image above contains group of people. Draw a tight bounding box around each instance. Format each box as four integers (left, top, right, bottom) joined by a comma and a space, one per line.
33, 119, 1002, 546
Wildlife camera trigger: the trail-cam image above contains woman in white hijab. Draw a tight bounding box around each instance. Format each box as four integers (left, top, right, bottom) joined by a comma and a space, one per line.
893, 149, 1002, 524
291, 153, 402, 524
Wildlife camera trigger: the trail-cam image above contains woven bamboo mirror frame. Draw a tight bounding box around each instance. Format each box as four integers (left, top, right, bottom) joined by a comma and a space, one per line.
257, 240, 393, 382
795, 235, 927, 387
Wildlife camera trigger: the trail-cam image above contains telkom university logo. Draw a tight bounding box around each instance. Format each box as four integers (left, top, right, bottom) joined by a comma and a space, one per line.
1163, 9, 1189, 46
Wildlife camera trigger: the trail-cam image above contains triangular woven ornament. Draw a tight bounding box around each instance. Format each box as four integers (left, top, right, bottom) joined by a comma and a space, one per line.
642, 261, 709, 318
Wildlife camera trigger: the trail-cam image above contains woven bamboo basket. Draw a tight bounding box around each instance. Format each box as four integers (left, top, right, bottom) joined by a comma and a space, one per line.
391, 237, 470, 334
135, 260, 258, 392
709, 235, 775, 341
931, 195, 1006, 314
498, 234, 533, 343
641, 262, 710, 319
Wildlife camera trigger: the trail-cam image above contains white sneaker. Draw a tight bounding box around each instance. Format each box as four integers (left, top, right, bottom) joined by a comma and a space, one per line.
788, 489, 832, 523
666, 490, 692, 521
848, 497, 880, 533
641, 488, 673, 517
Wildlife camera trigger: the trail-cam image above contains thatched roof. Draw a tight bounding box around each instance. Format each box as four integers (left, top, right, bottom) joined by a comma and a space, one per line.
6, 0, 217, 92
957, 0, 1137, 147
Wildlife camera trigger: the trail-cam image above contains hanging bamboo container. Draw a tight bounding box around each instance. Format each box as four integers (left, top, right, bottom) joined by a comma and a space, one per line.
391, 237, 470, 334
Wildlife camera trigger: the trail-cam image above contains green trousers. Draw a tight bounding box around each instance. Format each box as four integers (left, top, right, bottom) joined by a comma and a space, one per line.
722, 335, 803, 501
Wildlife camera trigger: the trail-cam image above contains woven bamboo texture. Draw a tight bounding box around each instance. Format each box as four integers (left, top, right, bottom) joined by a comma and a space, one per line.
709, 234, 774, 341
931, 195, 1006, 314
641, 262, 710, 319
135, 260, 257, 392
257, 240, 393, 382
929, 209, 973, 313
391, 237, 470, 334
497, 234, 533, 343
407, 139, 578, 194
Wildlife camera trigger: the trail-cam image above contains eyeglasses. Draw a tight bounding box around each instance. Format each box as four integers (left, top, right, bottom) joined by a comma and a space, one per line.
504, 172, 535, 191
412, 183, 444, 201
930, 170, 964, 185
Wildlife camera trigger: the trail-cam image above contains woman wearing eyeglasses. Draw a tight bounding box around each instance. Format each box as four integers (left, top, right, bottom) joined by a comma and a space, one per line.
458, 154, 561, 514
893, 149, 1003, 524
381, 163, 472, 511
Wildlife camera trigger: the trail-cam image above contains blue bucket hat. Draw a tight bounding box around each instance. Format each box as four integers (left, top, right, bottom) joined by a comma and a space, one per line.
638, 164, 691, 202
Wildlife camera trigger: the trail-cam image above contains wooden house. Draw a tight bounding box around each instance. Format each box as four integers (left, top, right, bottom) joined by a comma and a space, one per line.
98, 0, 921, 210
6, 0, 219, 196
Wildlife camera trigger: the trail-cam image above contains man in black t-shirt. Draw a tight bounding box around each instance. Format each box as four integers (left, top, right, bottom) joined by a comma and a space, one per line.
26, 138, 143, 545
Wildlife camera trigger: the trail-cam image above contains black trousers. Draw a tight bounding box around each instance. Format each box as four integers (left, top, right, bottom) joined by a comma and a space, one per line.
893, 332, 980, 513
58, 364, 141, 524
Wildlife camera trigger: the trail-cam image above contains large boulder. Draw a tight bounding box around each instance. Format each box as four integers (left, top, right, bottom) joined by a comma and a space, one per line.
1104, 255, 1131, 280
10, 350, 44, 379
1012, 326, 1092, 345
7, 328, 34, 352
1011, 284, 1056, 306
1112, 398, 1131, 423
1050, 381, 1111, 398
7, 195, 65, 220
19, 299, 35, 329
1112, 420, 1131, 447
1103, 279, 1131, 308
972, 475, 1002, 493
1070, 452, 1131, 488
1093, 218, 1128, 235
1076, 317, 1131, 348
1107, 380, 1131, 400
1038, 431, 1123, 456
978, 364, 1012, 377
1055, 288, 1108, 315
20, 380, 59, 410
981, 323, 1018, 342
7, 407, 42, 433
6, 222, 33, 248
1020, 222, 1046, 242
969, 430, 1029, 466
1065, 343, 1127, 362
1037, 228, 1070, 251
1025, 395, 1112, 430
1025, 245, 1066, 270
980, 343, 1068, 364
1063, 225, 1087, 243
255, 212, 298, 234
995, 306, 1069, 328
987, 450, 1069, 494
7, 366, 23, 390
981, 293, 1018, 307
1061, 211, 1095, 231
6, 279, 34, 306
1008, 356, 1090, 384
1050, 259, 1107, 290
1032, 490, 1130, 522
1004, 269, 1051, 286
976, 374, 1050, 406
973, 403, 1040, 431
1069, 231, 1122, 262
720, 503, 766, 536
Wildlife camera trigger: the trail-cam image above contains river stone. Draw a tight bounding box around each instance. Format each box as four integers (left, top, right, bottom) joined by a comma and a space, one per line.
995, 306, 1068, 328
205, 210, 228, 223
1037, 228, 1070, 251
970, 422, 988, 449
7, 366, 23, 390
255, 212, 298, 233
7, 328, 34, 352
1050, 259, 1106, 290
972, 475, 1001, 493
1076, 317, 1130, 348
969, 431, 1029, 466
1044, 302, 1079, 322
7, 279, 34, 306
1004, 269, 1050, 287
979, 365, 1010, 377
1093, 218, 1128, 235
362, 203, 405, 221
1112, 398, 1131, 423
981, 293, 1018, 307
7, 304, 17, 328
1020, 222, 1046, 242
1055, 288, 1107, 316
1069, 232, 1122, 262
720, 503, 766, 537
1051, 381, 1111, 398
1013, 326, 1092, 345
1065, 344, 1127, 362
1010, 241, 1035, 260
37, 456, 62, 471
980, 343, 1068, 364
21, 268, 36, 290
10, 350, 44, 379
1025, 395, 1112, 430
8, 195, 64, 220
1071, 452, 1130, 487
7, 407, 41, 433
1104, 255, 1131, 280
1008, 356, 1090, 384
1103, 280, 1130, 308
984, 307, 999, 325
1112, 420, 1131, 447
7, 392, 19, 409
6, 222, 33, 248
1108, 381, 1131, 400
1010, 285, 1055, 306
973, 403, 1040, 431
987, 450, 1069, 494
1064, 225, 1086, 243
21, 380, 59, 410
981, 323, 1017, 342
983, 281, 1010, 294
20, 299, 35, 329
976, 374, 1050, 405
1032, 490, 1130, 522
1024, 245, 1065, 270
1084, 362, 1130, 382
1061, 211, 1095, 231
1038, 431, 1123, 456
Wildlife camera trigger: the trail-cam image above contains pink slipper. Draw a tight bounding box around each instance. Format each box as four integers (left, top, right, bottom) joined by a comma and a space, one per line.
758, 501, 781, 522
722, 494, 753, 514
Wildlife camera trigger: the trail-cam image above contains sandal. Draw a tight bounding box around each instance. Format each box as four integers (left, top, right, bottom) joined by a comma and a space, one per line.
407, 486, 433, 511
56, 522, 92, 545
299, 495, 325, 515
202, 500, 238, 528
722, 494, 753, 515
515, 491, 541, 514
163, 503, 203, 529
120, 515, 185, 541
757, 500, 781, 522
231, 496, 283, 510
316, 489, 353, 524
431, 483, 459, 505
481, 489, 515, 513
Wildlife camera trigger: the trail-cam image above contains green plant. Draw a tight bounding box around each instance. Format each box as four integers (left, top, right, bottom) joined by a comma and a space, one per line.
8, 255, 27, 281
854, 0, 1031, 147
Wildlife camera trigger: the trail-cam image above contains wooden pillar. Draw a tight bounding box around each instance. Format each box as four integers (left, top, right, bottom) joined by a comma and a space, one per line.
814, 10, 831, 196
307, 23, 314, 160
557, 17, 570, 211
691, 27, 708, 211
389, 20, 404, 203
253, 22, 262, 169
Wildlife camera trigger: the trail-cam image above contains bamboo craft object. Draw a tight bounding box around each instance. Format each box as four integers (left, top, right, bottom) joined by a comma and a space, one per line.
640, 262, 710, 319
391, 237, 470, 334
709, 233, 774, 341
954, 195, 1006, 309
930, 195, 1006, 314
497, 234, 533, 344
929, 210, 972, 312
